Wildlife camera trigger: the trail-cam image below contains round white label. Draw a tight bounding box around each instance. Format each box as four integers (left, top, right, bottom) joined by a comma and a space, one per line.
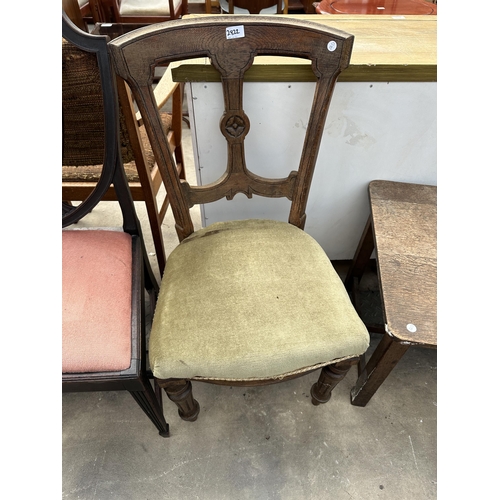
406, 323, 417, 333
327, 41, 337, 52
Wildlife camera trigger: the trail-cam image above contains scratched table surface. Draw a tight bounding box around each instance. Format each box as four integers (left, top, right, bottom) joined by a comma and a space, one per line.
370, 180, 437, 346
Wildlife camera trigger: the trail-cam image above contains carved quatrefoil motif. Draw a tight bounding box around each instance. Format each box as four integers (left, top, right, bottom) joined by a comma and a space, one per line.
224, 115, 246, 138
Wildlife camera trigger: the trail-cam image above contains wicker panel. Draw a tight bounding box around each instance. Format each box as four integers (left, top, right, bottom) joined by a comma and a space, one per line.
62, 38, 173, 183
62, 39, 135, 167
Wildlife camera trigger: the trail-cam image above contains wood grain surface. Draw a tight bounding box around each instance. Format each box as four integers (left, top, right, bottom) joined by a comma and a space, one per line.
174, 14, 437, 82
369, 180, 437, 346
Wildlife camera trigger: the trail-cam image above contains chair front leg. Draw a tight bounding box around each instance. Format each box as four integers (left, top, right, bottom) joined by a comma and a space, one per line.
129, 376, 170, 437
160, 379, 200, 422
310, 358, 359, 406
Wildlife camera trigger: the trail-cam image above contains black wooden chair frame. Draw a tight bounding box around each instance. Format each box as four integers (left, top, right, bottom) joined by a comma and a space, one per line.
62, 11, 169, 437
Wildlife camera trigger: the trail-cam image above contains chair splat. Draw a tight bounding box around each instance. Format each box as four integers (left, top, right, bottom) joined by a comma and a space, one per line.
110, 17, 353, 240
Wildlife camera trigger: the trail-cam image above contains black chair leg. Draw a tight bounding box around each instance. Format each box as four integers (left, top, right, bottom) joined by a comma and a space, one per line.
130, 378, 170, 437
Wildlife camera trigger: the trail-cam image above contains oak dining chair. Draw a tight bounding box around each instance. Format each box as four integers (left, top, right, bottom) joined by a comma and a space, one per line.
108, 16, 369, 429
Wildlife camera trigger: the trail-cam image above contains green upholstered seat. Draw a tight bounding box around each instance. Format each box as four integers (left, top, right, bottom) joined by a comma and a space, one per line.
149, 219, 369, 381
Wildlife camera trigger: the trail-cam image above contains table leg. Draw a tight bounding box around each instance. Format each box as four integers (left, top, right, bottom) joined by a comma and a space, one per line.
350, 332, 410, 407
344, 216, 374, 292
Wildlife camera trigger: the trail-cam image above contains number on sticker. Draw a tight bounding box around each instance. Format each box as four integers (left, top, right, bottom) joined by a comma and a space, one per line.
226, 25, 245, 40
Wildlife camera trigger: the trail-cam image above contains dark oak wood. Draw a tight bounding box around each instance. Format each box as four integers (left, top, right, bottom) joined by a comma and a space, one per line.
163, 380, 200, 421
347, 180, 437, 407
350, 332, 410, 407
158, 357, 360, 422
344, 217, 374, 292
310, 358, 359, 405
62, 12, 169, 437
109, 17, 359, 423
109, 17, 353, 240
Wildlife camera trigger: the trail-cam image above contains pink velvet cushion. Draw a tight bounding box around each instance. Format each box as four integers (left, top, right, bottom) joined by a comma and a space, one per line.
62, 230, 133, 373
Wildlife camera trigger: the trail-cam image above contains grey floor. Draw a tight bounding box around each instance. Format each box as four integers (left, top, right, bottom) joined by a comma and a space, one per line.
62, 106, 437, 498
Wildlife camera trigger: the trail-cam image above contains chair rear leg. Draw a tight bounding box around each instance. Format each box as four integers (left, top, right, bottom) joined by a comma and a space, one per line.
162, 379, 200, 422
310, 358, 359, 406
129, 377, 170, 437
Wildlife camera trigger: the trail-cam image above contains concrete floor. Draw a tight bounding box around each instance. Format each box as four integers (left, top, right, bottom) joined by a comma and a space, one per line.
62, 108, 437, 498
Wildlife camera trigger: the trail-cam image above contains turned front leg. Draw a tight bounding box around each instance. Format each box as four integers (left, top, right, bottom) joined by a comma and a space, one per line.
162, 379, 200, 422
310, 358, 358, 406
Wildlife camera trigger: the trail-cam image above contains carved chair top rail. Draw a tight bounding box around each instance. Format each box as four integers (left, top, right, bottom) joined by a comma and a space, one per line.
109, 17, 353, 241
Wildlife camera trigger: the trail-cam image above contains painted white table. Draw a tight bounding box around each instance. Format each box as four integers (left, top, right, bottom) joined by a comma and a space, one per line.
175, 15, 437, 259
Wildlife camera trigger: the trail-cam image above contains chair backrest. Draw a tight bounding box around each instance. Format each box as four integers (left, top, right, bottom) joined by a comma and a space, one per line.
108, 17, 354, 242
228, 0, 284, 14
62, 10, 138, 235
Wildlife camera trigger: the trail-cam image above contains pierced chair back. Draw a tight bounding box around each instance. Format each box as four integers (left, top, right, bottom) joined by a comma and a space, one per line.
109, 17, 353, 242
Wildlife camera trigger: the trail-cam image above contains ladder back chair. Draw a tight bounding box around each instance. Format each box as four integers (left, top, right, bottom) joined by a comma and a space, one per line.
109, 16, 369, 428
62, 11, 169, 437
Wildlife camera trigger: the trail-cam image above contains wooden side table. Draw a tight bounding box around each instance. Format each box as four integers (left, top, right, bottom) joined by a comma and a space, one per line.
345, 180, 437, 407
